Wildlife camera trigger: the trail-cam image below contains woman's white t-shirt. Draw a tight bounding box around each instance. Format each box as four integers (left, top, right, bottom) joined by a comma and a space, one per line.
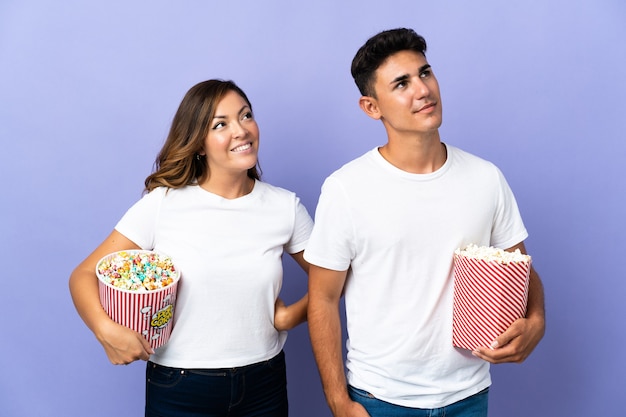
115, 180, 313, 368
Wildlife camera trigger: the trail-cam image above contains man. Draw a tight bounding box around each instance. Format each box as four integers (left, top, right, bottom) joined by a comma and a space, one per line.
304, 28, 545, 417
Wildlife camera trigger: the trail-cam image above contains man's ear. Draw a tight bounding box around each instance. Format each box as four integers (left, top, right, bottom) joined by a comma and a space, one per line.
358, 96, 382, 120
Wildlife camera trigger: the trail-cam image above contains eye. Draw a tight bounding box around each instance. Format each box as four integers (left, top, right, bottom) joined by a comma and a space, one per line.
420, 67, 432, 78
394, 80, 407, 89
212, 121, 226, 130
392, 76, 410, 90
242, 111, 254, 120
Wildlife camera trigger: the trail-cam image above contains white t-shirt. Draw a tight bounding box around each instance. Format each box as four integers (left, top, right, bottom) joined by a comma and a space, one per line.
115, 180, 313, 368
304, 145, 528, 408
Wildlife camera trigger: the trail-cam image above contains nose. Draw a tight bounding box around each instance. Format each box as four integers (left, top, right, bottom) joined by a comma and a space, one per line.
230, 121, 247, 138
412, 76, 429, 100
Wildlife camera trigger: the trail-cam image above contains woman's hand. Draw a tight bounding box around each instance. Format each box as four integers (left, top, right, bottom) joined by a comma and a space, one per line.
95, 319, 154, 365
273, 295, 308, 331
274, 298, 290, 331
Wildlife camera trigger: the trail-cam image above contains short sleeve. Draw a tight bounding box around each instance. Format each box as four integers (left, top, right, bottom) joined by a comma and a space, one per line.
114, 187, 166, 249
284, 196, 314, 254
304, 177, 354, 271
490, 168, 528, 249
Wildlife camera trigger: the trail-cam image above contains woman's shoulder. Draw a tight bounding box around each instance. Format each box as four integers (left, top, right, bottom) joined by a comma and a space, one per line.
255, 180, 301, 203
140, 185, 199, 205
256, 180, 295, 195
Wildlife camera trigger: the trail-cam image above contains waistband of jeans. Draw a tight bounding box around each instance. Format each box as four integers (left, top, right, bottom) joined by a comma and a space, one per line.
148, 349, 284, 373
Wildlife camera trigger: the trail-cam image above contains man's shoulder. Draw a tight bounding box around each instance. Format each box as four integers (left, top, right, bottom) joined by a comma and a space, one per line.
448, 144, 499, 171
328, 148, 378, 179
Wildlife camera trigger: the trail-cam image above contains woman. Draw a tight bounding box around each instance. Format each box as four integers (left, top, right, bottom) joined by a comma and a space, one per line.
69, 79, 313, 416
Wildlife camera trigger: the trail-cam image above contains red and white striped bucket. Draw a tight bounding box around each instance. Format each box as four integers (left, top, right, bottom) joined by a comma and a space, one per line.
96, 250, 180, 350
452, 252, 530, 351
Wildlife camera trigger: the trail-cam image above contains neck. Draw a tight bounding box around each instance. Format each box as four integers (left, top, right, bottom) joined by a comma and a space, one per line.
199, 173, 254, 199
379, 131, 446, 174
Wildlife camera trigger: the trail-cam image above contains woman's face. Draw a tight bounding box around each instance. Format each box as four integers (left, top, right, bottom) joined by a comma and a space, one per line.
201, 90, 259, 177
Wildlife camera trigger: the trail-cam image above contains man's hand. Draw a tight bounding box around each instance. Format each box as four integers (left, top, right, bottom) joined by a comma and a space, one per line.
330, 397, 371, 417
472, 313, 544, 363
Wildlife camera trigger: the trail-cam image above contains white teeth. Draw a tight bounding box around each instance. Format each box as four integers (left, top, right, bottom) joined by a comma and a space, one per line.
232, 143, 251, 152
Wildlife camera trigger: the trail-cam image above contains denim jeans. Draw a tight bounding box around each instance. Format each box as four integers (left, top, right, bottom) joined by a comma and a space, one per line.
348, 385, 489, 417
145, 350, 288, 417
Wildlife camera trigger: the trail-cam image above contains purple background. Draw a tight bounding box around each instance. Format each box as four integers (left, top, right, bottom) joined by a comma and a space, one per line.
1, 1, 625, 416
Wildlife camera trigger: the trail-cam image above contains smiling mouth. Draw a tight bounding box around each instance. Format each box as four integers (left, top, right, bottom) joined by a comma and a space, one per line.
415, 103, 436, 112
231, 143, 252, 152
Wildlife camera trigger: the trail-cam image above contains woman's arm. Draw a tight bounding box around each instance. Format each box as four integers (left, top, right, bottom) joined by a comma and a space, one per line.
69, 229, 153, 364
274, 250, 310, 331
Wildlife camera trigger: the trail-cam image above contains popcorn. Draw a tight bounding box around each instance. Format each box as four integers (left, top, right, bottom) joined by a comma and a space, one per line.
452, 244, 531, 351
454, 243, 530, 264
97, 250, 177, 291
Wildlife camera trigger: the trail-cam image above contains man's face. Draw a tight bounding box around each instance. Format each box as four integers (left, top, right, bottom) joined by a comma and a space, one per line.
368, 50, 443, 137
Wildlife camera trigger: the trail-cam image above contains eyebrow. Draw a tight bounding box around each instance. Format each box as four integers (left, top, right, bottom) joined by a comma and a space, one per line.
389, 64, 432, 85
213, 105, 250, 120
419, 64, 432, 73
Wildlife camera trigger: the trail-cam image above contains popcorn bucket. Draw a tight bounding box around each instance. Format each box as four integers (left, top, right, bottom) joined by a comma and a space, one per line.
452, 247, 531, 351
96, 250, 180, 349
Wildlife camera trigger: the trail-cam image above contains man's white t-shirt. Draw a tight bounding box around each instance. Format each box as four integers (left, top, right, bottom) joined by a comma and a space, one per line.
304, 145, 528, 408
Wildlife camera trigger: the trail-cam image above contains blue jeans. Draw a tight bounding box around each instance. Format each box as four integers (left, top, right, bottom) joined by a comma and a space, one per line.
348, 385, 489, 417
145, 351, 288, 417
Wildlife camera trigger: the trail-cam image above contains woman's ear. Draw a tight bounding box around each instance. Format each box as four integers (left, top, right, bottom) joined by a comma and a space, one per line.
358, 96, 382, 120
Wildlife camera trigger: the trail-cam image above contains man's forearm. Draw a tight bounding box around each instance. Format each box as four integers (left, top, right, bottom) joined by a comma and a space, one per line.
308, 298, 351, 412
526, 267, 545, 323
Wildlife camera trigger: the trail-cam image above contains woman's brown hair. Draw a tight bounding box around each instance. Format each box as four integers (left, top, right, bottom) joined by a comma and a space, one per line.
144, 79, 261, 193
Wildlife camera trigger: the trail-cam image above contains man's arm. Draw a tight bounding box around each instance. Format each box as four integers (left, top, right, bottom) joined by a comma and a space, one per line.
473, 241, 546, 363
308, 265, 370, 417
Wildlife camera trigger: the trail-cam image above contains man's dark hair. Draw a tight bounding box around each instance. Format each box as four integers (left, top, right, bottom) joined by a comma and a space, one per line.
351, 28, 428, 97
